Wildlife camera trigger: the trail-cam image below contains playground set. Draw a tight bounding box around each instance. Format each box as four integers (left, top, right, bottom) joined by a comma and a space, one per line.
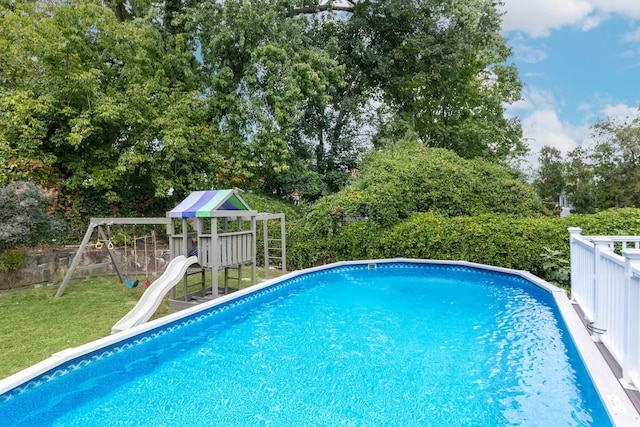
55, 189, 286, 325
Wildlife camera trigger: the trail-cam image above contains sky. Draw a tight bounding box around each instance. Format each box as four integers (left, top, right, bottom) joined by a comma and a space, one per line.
499, 0, 640, 171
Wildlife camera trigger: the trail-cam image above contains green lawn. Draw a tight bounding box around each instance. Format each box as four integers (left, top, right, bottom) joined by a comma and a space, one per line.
0, 267, 283, 379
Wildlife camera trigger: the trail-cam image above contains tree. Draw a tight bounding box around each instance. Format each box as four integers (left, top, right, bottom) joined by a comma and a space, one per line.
190, 0, 353, 199
533, 146, 566, 212
564, 147, 596, 214
189, 0, 527, 199
343, 0, 525, 161
532, 110, 640, 213
590, 117, 640, 208
1, 0, 528, 227
0, 0, 214, 224
558, 115, 640, 213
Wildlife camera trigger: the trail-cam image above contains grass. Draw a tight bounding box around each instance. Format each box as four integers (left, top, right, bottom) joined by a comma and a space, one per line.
0, 267, 284, 380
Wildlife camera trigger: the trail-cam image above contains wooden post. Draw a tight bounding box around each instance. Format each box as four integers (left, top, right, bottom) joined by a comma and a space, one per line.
167, 216, 175, 259
263, 218, 270, 279
251, 214, 257, 286
211, 218, 218, 297
55, 223, 98, 297
97, 226, 124, 284
280, 214, 286, 274
181, 219, 189, 257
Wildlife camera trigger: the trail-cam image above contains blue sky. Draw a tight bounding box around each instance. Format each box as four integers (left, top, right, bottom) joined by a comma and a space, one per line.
499, 0, 640, 170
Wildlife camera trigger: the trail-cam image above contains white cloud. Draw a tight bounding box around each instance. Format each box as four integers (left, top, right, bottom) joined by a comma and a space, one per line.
507, 98, 532, 112
621, 49, 637, 58
501, 0, 593, 37
515, 45, 548, 63
580, 13, 607, 31
528, 88, 558, 109
522, 110, 586, 155
588, 0, 640, 17
507, 87, 589, 172
580, 100, 640, 123
506, 87, 557, 114
516, 100, 640, 173
509, 35, 549, 63
519, 109, 590, 173
623, 28, 640, 43
501, 0, 640, 38
600, 103, 640, 122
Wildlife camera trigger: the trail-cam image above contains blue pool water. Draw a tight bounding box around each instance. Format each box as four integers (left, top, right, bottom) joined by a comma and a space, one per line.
1, 263, 611, 426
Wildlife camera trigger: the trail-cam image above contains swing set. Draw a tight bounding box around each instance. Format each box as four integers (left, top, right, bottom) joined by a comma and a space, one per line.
123, 232, 157, 289
55, 217, 172, 298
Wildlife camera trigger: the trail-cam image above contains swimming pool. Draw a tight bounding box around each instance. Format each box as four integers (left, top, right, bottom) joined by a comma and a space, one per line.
0, 260, 636, 425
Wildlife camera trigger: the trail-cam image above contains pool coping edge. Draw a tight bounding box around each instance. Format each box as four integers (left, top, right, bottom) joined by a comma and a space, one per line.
1, 258, 638, 426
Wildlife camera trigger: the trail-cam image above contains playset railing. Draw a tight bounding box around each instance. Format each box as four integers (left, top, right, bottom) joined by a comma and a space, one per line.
196, 231, 254, 268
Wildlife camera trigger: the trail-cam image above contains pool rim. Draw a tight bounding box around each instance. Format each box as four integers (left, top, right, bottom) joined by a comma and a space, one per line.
1, 258, 638, 426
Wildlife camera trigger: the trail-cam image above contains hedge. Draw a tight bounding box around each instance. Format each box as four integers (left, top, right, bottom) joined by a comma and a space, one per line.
287, 208, 640, 285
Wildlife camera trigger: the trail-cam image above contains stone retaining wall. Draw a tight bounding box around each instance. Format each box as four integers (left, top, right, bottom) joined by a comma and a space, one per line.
0, 246, 170, 291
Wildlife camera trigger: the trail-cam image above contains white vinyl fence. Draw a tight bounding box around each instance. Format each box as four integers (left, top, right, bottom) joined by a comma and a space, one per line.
568, 227, 640, 390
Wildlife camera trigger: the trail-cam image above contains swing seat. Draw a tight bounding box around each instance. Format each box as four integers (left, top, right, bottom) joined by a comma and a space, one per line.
125, 278, 140, 289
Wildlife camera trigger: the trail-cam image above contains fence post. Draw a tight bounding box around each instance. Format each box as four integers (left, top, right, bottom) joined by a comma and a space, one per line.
622, 249, 640, 389
568, 227, 582, 303
591, 238, 613, 342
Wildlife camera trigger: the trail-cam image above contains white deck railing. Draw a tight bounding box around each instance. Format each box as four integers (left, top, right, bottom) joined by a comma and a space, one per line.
568, 227, 640, 390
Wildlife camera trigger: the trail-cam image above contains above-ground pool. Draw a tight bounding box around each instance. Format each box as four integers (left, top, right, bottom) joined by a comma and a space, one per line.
0, 260, 634, 426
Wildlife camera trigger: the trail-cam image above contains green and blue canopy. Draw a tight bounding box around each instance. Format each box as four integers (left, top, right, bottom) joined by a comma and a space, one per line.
169, 190, 253, 218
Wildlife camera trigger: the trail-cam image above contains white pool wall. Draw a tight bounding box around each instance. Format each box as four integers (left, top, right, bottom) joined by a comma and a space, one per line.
1, 258, 638, 426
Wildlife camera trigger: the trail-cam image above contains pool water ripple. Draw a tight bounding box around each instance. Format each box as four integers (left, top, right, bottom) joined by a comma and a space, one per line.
0, 264, 611, 426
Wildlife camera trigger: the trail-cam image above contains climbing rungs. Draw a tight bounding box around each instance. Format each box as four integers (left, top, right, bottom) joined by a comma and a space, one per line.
186, 272, 204, 277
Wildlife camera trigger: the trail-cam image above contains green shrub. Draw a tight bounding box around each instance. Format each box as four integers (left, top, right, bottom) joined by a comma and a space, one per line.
0, 249, 27, 274
0, 181, 62, 250
561, 208, 640, 235
375, 213, 568, 277
541, 247, 570, 289
287, 208, 640, 284
241, 192, 303, 221
299, 142, 546, 244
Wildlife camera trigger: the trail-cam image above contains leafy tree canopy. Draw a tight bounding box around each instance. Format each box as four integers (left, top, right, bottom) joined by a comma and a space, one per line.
345, 0, 525, 160
188, 0, 526, 197
533, 111, 640, 213
1, 0, 527, 237
0, 0, 216, 222
532, 146, 566, 212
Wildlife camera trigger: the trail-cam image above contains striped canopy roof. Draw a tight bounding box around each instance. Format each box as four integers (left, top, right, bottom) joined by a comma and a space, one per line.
168, 190, 254, 218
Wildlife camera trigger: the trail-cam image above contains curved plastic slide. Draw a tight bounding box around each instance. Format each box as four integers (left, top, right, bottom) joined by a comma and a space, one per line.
111, 255, 198, 334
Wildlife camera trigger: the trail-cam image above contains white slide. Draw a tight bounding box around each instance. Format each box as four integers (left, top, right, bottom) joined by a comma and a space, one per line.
111, 255, 199, 334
